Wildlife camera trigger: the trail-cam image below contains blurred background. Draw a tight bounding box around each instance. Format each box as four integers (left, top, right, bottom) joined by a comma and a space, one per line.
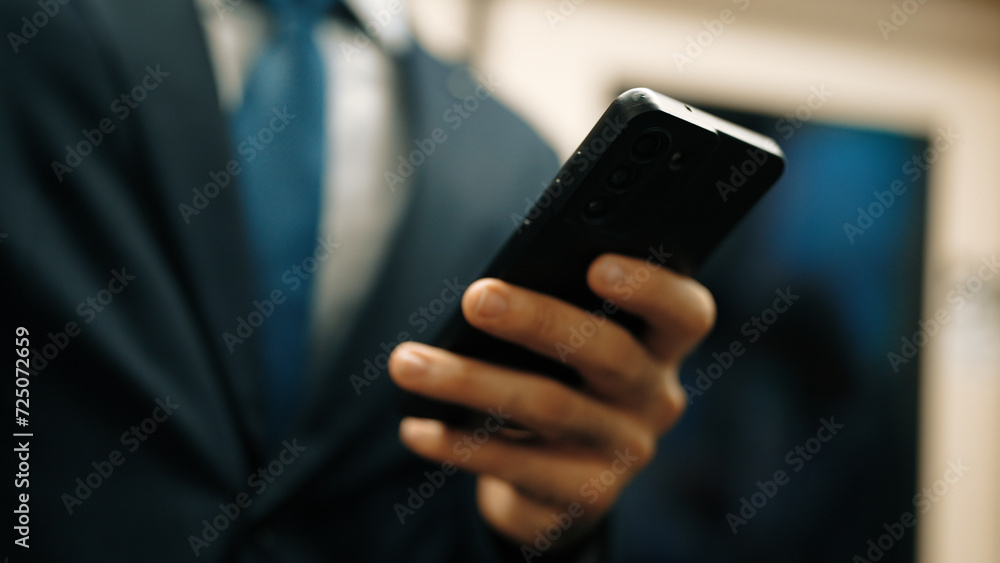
406, 0, 1000, 561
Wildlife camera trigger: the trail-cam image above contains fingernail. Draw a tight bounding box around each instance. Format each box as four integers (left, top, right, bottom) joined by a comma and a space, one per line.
394, 347, 429, 378
475, 288, 508, 318
400, 418, 443, 442
601, 259, 625, 286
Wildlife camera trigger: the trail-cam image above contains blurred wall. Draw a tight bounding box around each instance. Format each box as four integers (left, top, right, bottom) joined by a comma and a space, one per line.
407, 0, 1000, 561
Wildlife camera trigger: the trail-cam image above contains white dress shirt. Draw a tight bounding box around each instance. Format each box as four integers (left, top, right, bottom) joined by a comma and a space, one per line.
195, 0, 412, 374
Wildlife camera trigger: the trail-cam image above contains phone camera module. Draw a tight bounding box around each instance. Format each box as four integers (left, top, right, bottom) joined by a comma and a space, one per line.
607, 166, 634, 193
583, 197, 610, 221
631, 130, 668, 163
669, 151, 687, 170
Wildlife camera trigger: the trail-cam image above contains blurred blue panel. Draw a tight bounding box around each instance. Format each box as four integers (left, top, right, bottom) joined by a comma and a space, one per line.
617, 109, 926, 563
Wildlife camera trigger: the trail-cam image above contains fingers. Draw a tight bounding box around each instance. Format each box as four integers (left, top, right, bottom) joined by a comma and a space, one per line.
399, 417, 599, 502
476, 476, 604, 545
387, 254, 714, 547
389, 342, 648, 450
586, 254, 716, 362
459, 278, 658, 403
397, 416, 650, 515
456, 256, 713, 408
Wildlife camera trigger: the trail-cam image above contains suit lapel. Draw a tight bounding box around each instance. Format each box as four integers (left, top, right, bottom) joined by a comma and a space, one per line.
78, 1, 553, 509
84, 0, 269, 458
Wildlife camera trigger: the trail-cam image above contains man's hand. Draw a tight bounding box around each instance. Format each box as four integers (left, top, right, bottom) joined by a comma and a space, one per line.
388, 254, 715, 549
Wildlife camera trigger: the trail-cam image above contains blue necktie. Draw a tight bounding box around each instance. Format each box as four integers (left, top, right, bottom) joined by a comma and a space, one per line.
232, 0, 339, 441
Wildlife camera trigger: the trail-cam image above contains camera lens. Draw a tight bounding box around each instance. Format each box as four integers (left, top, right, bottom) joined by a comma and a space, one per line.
631, 130, 668, 163
607, 166, 634, 192
583, 197, 609, 221
669, 151, 687, 169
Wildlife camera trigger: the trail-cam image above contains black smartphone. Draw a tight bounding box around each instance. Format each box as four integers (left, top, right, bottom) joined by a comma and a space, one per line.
401, 88, 785, 425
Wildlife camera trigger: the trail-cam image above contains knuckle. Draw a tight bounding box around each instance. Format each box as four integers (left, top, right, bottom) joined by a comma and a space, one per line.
497, 380, 531, 419
668, 378, 689, 418
526, 381, 579, 431
660, 396, 687, 431
630, 430, 657, 469
527, 296, 560, 341
686, 284, 717, 338
433, 354, 474, 396
586, 488, 617, 514
524, 381, 610, 448
601, 337, 647, 388
649, 370, 688, 431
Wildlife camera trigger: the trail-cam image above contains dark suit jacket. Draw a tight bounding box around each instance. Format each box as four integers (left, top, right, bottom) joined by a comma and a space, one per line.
1, 1, 563, 560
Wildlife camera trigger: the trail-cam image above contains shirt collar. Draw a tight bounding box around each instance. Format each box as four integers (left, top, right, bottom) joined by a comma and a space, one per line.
194, 0, 411, 54
340, 0, 412, 55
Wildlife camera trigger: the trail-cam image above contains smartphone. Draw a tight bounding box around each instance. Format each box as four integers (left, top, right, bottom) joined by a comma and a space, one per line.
401, 88, 785, 425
